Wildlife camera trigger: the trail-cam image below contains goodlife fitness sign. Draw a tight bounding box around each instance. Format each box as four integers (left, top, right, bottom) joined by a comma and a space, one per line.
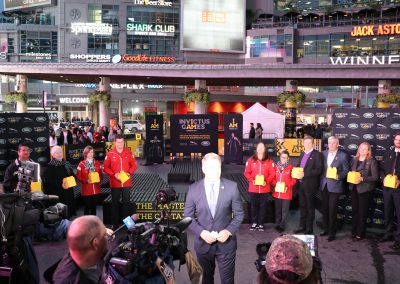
112, 54, 176, 63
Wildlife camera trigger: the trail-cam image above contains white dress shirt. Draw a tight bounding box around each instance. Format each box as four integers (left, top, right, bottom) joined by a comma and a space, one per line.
327, 150, 338, 167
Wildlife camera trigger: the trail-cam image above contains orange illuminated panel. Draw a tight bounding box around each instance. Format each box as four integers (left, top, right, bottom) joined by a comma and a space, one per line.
202, 11, 226, 24
202, 11, 214, 22
351, 23, 400, 37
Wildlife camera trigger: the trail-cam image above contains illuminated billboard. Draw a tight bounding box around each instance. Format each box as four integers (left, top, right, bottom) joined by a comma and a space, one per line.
181, 0, 245, 53
4, 0, 54, 11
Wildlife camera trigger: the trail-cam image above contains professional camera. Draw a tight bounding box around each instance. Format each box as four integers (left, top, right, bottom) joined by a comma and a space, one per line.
105, 187, 190, 284
16, 160, 40, 192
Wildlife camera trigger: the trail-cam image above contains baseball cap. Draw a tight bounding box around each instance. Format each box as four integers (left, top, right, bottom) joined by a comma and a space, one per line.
265, 235, 313, 283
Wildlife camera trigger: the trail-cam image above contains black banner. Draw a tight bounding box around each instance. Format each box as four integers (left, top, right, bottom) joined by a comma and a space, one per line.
332, 109, 399, 161
284, 108, 297, 138
65, 142, 106, 165
170, 114, 218, 157
145, 115, 164, 164
0, 113, 50, 181
224, 114, 243, 164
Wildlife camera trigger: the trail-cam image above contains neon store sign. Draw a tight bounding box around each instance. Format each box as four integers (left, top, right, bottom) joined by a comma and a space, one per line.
351, 23, 400, 37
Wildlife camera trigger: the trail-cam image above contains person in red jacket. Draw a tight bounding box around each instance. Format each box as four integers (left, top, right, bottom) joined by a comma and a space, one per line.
244, 142, 275, 231
271, 150, 297, 233
93, 126, 104, 143
103, 135, 137, 228
76, 145, 103, 215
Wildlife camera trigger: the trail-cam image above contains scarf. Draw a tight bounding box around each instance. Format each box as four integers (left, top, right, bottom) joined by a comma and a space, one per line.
85, 159, 96, 172
48, 159, 73, 175
277, 161, 289, 170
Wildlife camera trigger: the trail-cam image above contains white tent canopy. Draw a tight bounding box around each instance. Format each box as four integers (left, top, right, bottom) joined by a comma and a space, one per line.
242, 103, 285, 138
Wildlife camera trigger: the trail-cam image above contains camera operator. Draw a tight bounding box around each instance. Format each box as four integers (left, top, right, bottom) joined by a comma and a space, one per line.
48, 215, 113, 284
3, 142, 32, 193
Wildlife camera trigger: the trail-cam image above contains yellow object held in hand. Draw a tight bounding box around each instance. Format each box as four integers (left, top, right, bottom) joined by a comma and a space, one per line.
291, 167, 303, 179
254, 174, 265, 186
63, 176, 77, 188
31, 181, 42, 192
88, 172, 100, 184
384, 174, 398, 189
118, 171, 130, 184
326, 167, 337, 180
347, 171, 361, 184
275, 181, 286, 193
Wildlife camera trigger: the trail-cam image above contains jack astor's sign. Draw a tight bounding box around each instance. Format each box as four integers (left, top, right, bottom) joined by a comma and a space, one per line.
351, 23, 400, 37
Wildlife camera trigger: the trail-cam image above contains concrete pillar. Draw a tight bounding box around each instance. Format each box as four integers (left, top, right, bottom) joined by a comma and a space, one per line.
118, 100, 123, 128
194, 80, 207, 114
378, 80, 391, 95
15, 74, 28, 113
98, 77, 110, 127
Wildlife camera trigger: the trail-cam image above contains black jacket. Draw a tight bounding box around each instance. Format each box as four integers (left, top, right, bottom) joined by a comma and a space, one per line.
381, 150, 400, 190
3, 159, 20, 192
57, 131, 73, 145
249, 127, 255, 139
350, 157, 379, 194
297, 149, 324, 192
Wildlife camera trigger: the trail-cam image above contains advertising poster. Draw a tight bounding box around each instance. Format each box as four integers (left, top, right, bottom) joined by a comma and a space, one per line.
284, 108, 297, 138
170, 114, 218, 156
224, 114, 243, 164
65, 142, 105, 165
145, 115, 164, 164
0, 113, 50, 182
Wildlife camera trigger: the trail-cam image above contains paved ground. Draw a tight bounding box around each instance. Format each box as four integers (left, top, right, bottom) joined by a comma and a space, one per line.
34, 159, 400, 284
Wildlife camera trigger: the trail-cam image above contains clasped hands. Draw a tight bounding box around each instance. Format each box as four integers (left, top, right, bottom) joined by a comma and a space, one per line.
200, 229, 231, 244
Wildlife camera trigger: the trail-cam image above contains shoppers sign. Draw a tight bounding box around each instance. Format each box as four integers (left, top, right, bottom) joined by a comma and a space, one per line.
69, 54, 111, 63
181, 0, 245, 53
127, 22, 175, 37
351, 23, 400, 37
330, 55, 400, 65
170, 114, 218, 156
4, 0, 54, 11
224, 114, 243, 164
70, 23, 113, 36
112, 54, 176, 63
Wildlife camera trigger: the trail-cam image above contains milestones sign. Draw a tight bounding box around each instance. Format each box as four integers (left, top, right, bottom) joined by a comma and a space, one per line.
170, 114, 218, 156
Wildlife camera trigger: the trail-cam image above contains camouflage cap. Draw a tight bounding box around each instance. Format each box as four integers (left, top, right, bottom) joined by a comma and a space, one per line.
265, 235, 313, 283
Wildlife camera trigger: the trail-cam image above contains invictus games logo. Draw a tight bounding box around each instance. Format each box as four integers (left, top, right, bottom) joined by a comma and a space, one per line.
33, 126, 46, 132
376, 112, 390, 118
179, 118, 210, 130
363, 113, 374, 118
0, 117, 5, 123
350, 134, 360, 139
376, 124, 387, 129
229, 118, 238, 130
361, 123, 374, 129
335, 123, 345, 129
34, 147, 47, 153
8, 138, 22, 144
37, 137, 47, 143
348, 123, 358, 129
350, 113, 360, 118
376, 134, 390, 140
150, 119, 160, 129
0, 139, 6, 145
37, 157, 49, 163
36, 116, 47, 123
7, 117, 21, 123
335, 134, 348, 139
390, 123, 400, 129
348, 144, 358, 150
22, 127, 33, 133
375, 145, 386, 151
334, 113, 348, 119
363, 134, 374, 140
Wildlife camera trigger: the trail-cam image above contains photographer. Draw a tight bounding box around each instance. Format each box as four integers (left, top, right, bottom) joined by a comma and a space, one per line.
3, 142, 32, 193
48, 215, 113, 284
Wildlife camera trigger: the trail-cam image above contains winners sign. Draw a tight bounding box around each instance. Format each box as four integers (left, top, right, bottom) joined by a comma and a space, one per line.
170, 114, 218, 156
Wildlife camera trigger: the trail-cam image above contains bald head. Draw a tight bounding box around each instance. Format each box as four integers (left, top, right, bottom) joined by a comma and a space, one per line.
67, 215, 104, 252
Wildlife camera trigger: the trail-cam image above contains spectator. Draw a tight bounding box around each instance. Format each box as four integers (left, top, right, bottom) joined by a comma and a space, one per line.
255, 123, 263, 139
49, 130, 58, 147
108, 128, 116, 142
58, 126, 73, 145
249, 123, 256, 139
93, 127, 104, 143
3, 143, 32, 193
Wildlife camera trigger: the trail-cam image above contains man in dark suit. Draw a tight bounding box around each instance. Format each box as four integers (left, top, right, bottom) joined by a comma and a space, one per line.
184, 153, 244, 284
294, 136, 323, 234
319, 136, 349, 241
57, 126, 73, 145
381, 133, 400, 250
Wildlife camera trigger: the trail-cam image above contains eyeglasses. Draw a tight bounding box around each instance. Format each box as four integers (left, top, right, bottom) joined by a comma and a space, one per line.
280, 156, 289, 159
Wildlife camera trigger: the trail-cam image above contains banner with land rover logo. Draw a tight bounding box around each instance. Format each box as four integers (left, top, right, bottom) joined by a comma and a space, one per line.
332, 109, 398, 161
0, 113, 50, 183
170, 114, 218, 156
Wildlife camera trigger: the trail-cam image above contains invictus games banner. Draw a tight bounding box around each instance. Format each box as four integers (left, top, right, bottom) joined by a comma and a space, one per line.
332, 109, 400, 161
224, 114, 243, 164
170, 114, 218, 156
0, 113, 50, 182
145, 115, 164, 164
65, 142, 105, 165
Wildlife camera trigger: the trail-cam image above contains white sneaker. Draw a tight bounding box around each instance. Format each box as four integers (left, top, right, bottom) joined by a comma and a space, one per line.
250, 223, 257, 230
258, 225, 264, 231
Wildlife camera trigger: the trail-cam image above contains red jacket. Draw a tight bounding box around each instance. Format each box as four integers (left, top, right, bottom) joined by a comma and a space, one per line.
93, 131, 103, 143
76, 159, 103, 196
271, 163, 297, 200
103, 147, 137, 188
244, 157, 275, 193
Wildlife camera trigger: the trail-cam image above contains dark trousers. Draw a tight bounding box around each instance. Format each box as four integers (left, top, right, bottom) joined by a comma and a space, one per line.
383, 187, 400, 242
111, 187, 131, 227
83, 195, 98, 215
298, 185, 316, 231
321, 188, 340, 237
196, 244, 236, 284
275, 198, 290, 229
249, 192, 269, 225
351, 190, 371, 238
60, 189, 76, 218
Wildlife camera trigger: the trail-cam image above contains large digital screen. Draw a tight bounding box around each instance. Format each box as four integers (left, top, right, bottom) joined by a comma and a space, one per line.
4, 0, 53, 11
181, 0, 245, 53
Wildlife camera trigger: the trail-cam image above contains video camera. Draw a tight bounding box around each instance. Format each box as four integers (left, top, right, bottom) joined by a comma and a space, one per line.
16, 160, 40, 192
105, 187, 190, 283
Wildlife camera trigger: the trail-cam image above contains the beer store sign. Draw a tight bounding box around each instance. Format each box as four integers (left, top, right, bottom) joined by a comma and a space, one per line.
69, 54, 111, 63
126, 22, 175, 37
129, 0, 173, 7
351, 23, 400, 37
71, 23, 113, 36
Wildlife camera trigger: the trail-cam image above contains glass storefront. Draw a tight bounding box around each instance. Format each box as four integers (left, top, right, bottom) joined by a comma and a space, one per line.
20, 31, 57, 61
249, 34, 293, 58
